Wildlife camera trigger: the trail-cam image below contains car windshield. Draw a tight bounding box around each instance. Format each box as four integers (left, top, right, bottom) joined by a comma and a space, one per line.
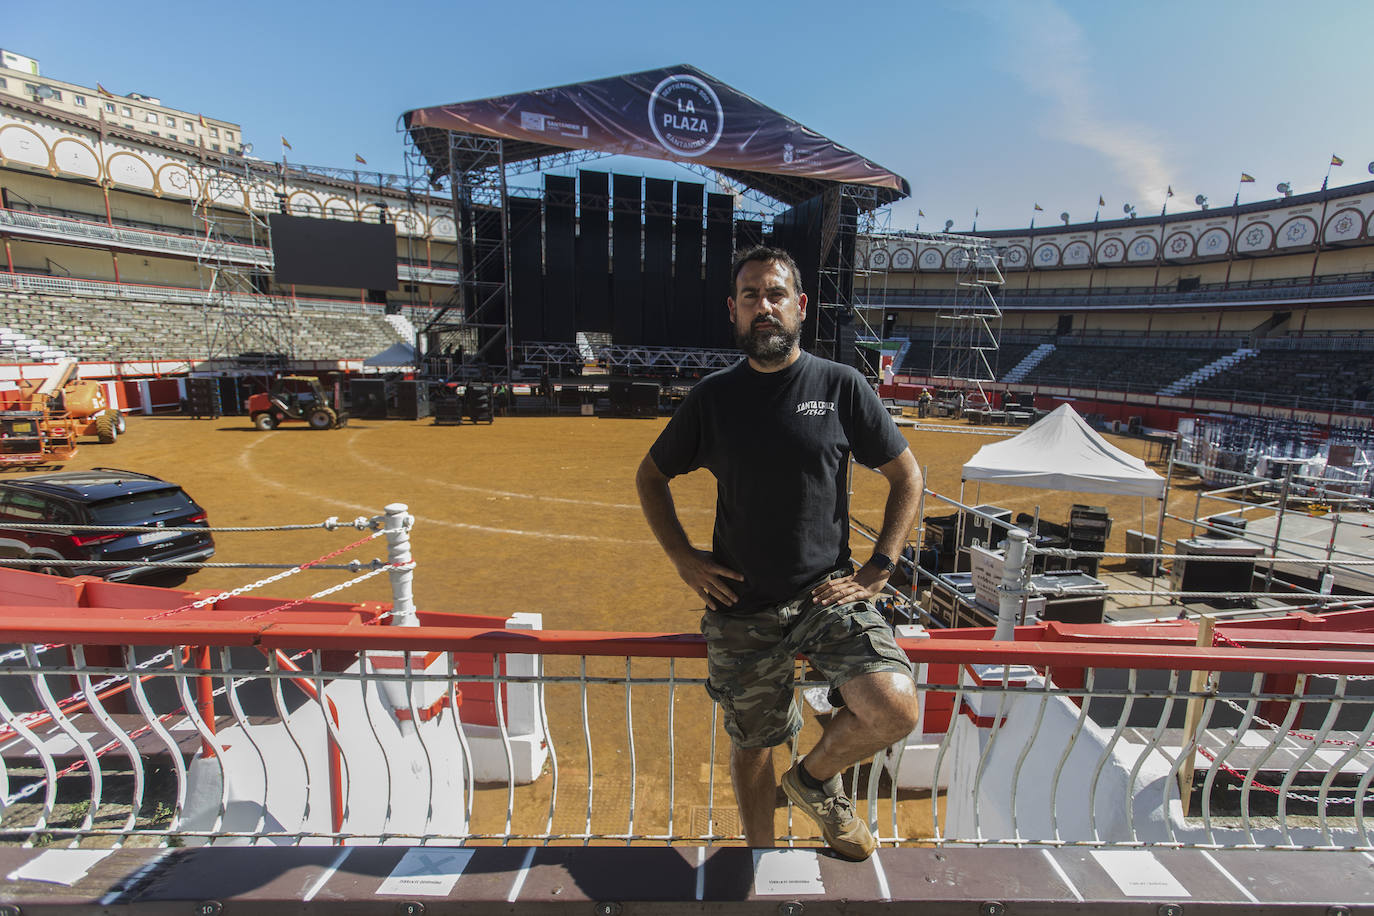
88, 490, 198, 526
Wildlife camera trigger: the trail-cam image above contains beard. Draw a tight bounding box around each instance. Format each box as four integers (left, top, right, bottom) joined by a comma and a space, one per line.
735, 316, 800, 365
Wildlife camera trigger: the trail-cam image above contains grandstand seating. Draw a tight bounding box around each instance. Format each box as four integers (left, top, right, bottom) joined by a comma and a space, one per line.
1197, 347, 1374, 405
0, 292, 406, 364
1012, 342, 1226, 393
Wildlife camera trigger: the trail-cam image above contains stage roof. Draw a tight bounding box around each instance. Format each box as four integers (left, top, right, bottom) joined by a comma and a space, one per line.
402, 65, 909, 209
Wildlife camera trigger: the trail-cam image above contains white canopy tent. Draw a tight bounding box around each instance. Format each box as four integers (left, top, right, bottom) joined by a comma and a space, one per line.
362, 341, 418, 370
961, 404, 1165, 498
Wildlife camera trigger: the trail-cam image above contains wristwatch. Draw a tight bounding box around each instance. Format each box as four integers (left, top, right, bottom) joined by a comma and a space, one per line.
867, 552, 896, 575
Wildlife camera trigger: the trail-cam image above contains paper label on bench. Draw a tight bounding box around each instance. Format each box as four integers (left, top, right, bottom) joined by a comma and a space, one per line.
377, 848, 475, 897
1091, 850, 1188, 897
753, 849, 824, 895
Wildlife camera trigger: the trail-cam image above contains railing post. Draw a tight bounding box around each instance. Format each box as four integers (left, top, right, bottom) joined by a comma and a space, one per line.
994, 528, 1031, 641
196, 645, 216, 758
382, 503, 416, 627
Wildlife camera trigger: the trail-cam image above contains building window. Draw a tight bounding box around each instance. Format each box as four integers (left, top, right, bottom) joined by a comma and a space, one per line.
225, 130, 234, 141
49, 88, 63, 101
105, 101, 116, 113
73, 94, 86, 106
183, 120, 193, 131
209, 127, 219, 138
145, 112, 158, 123
121, 105, 132, 116
0, 77, 7, 89
149, 130, 159, 136
165, 115, 175, 126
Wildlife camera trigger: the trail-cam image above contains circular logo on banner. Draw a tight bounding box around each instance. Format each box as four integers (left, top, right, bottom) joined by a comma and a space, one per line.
648, 74, 724, 158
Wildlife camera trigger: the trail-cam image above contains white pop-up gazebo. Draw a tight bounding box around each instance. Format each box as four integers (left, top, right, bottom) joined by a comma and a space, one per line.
962, 403, 1165, 498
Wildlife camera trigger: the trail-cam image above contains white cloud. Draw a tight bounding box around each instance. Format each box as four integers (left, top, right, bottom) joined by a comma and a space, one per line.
973, 0, 1175, 208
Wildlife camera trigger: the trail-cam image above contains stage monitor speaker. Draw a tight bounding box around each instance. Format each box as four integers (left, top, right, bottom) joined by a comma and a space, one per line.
185, 377, 221, 418
350, 379, 390, 419
629, 381, 659, 417
393, 380, 430, 420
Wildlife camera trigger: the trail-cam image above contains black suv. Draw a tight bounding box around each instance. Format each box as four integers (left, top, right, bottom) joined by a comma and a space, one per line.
0, 469, 214, 581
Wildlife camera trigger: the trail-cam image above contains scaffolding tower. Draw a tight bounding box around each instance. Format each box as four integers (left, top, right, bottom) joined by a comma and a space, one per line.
930, 238, 1004, 400
190, 155, 297, 371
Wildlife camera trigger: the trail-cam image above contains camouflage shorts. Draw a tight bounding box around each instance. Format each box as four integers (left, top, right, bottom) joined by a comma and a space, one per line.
699, 572, 914, 749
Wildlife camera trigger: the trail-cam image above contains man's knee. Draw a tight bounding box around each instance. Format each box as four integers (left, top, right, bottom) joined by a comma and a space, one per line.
844, 671, 920, 738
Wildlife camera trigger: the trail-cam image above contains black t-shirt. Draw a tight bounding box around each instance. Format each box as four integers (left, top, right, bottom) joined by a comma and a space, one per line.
649, 351, 909, 612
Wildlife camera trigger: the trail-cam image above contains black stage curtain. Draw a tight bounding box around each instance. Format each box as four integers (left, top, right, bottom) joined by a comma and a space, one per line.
508, 196, 543, 346
612, 173, 644, 345
735, 218, 763, 255
770, 195, 823, 351
544, 175, 576, 342
642, 178, 673, 347
577, 170, 611, 333
703, 192, 734, 349
673, 181, 704, 348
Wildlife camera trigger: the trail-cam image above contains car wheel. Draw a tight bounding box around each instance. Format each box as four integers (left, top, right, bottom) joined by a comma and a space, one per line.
253, 412, 277, 430
308, 407, 336, 430
34, 562, 64, 577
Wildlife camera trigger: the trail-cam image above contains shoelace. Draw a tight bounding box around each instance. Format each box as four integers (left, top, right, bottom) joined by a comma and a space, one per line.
818, 792, 855, 822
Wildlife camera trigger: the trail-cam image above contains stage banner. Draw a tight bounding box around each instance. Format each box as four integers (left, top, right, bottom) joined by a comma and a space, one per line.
405, 65, 907, 196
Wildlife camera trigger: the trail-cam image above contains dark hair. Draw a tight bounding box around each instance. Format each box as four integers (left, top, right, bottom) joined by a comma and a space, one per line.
730, 246, 803, 297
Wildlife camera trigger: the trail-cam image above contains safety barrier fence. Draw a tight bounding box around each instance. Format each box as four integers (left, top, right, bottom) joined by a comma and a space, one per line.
0, 606, 1371, 851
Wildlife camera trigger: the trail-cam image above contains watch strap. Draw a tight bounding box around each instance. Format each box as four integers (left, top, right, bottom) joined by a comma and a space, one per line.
868, 551, 896, 574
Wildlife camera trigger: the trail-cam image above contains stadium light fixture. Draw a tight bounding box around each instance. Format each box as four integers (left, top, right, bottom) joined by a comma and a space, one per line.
241, 142, 253, 156
1276, 182, 1292, 198
1059, 211, 1070, 225
1195, 194, 1208, 210
1123, 203, 1136, 218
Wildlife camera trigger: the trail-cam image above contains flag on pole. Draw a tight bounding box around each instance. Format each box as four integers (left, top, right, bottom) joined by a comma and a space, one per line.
198, 113, 207, 128
96, 83, 114, 98
1331, 154, 1344, 167
1098, 195, 1105, 206
1240, 173, 1255, 182
1033, 203, 1043, 211
354, 153, 367, 165
281, 136, 292, 150
918, 209, 925, 217
1167, 185, 1174, 197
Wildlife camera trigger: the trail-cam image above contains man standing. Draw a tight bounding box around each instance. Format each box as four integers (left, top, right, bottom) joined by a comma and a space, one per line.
636, 246, 921, 860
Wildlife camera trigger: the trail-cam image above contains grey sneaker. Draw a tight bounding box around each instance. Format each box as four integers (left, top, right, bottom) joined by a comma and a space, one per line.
780, 760, 876, 861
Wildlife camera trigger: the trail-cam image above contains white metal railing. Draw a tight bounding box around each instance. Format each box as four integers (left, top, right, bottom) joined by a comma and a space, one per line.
0, 208, 270, 267
0, 630, 1370, 849
0, 271, 386, 317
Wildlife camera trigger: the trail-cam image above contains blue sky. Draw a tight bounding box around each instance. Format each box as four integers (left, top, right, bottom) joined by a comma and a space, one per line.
9, 0, 1374, 231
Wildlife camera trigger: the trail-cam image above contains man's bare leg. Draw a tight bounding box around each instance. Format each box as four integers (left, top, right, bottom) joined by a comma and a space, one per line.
799, 671, 919, 781
730, 744, 776, 847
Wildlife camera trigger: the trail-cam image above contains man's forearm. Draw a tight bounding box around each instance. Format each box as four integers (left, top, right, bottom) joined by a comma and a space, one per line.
872, 453, 923, 561
636, 456, 693, 563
